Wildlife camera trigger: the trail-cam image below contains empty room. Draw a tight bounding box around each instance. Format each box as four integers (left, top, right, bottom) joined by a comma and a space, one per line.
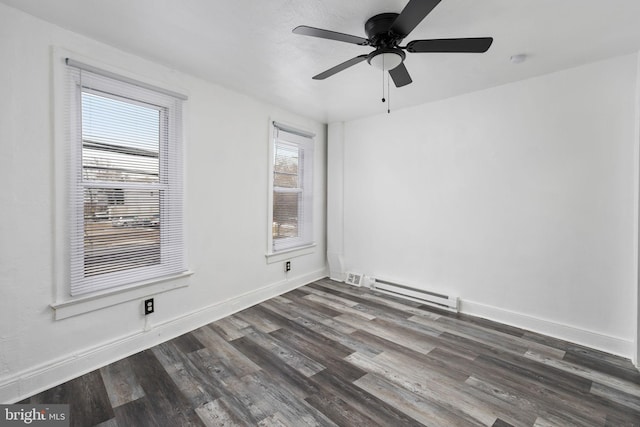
1, 0, 639, 425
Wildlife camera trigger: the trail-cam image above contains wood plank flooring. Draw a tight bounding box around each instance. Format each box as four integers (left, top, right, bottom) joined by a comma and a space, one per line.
21, 279, 640, 426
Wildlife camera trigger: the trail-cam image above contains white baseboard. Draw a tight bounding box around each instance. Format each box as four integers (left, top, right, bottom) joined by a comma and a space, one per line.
461, 299, 634, 359
0, 268, 327, 403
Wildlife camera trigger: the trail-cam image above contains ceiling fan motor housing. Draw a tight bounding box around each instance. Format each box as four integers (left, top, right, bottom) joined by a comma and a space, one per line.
365, 13, 403, 47
365, 13, 407, 70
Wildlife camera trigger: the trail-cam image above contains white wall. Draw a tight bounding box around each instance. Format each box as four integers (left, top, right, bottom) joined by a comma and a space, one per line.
635, 53, 640, 367
333, 54, 639, 358
0, 4, 327, 402
327, 122, 345, 281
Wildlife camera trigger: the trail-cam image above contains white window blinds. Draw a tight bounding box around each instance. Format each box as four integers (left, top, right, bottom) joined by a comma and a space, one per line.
272, 122, 314, 252
66, 61, 186, 296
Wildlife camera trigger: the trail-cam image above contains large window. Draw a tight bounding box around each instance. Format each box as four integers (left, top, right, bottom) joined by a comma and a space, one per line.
66, 60, 186, 296
270, 122, 315, 253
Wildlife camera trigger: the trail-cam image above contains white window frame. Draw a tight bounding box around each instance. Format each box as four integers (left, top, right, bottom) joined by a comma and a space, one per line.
51, 50, 191, 319
267, 121, 315, 259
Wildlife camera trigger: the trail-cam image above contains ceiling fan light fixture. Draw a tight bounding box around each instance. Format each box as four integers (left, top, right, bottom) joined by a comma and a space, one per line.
367, 49, 405, 71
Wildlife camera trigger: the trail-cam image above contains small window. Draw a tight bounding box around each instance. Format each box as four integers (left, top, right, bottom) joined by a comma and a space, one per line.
66, 60, 186, 296
270, 122, 314, 252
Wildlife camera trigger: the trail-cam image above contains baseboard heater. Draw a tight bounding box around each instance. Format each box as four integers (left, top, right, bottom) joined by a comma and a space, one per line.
371, 278, 459, 313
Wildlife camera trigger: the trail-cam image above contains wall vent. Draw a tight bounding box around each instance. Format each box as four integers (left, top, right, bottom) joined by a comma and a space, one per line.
345, 272, 363, 287
372, 278, 459, 312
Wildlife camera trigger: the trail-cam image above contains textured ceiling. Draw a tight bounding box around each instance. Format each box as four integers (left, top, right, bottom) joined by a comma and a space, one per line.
3, 0, 640, 123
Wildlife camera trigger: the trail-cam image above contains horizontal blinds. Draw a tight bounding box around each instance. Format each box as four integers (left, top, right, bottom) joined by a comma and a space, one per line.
272, 123, 314, 251
66, 63, 185, 296
272, 121, 315, 139
65, 58, 188, 101
273, 140, 302, 241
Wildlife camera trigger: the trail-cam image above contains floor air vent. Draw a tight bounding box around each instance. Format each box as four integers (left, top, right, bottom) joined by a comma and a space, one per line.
345, 272, 363, 287
372, 278, 459, 312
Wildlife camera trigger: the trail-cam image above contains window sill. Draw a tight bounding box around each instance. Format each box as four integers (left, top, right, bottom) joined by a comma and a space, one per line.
51, 271, 193, 320
265, 244, 316, 264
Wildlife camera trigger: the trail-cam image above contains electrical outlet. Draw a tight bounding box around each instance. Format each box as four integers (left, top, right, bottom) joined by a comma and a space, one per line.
285, 261, 291, 272
144, 298, 154, 315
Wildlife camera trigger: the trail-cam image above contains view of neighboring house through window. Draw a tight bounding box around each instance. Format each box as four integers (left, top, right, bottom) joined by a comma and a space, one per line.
66, 61, 186, 296
273, 142, 301, 239
271, 122, 314, 252
82, 91, 162, 276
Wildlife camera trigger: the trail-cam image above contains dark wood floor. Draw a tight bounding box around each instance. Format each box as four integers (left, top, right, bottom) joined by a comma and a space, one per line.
21, 278, 640, 426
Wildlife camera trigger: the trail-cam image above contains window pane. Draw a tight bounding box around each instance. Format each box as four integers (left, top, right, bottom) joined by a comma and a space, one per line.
82, 91, 160, 183
84, 188, 160, 276
272, 192, 300, 239
68, 65, 186, 296
274, 144, 299, 188
270, 124, 314, 253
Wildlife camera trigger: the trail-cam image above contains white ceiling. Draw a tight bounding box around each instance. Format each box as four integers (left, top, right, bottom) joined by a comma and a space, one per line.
4, 0, 640, 123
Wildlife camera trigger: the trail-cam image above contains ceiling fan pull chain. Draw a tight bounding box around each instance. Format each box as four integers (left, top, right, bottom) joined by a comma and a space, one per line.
387, 71, 391, 114
381, 56, 386, 103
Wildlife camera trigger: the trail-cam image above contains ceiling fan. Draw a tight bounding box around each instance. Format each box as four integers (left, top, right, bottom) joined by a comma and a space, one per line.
293, 0, 493, 88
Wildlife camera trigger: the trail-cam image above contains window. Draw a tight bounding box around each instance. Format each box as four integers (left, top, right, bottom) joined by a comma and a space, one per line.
66, 59, 186, 296
270, 122, 315, 253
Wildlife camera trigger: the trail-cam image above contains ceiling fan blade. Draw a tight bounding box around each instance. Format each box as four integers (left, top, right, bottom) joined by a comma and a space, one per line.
313, 55, 368, 80
390, 0, 441, 38
389, 63, 412, 87
293, 26, 369, 46
407, 37, 494, 53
